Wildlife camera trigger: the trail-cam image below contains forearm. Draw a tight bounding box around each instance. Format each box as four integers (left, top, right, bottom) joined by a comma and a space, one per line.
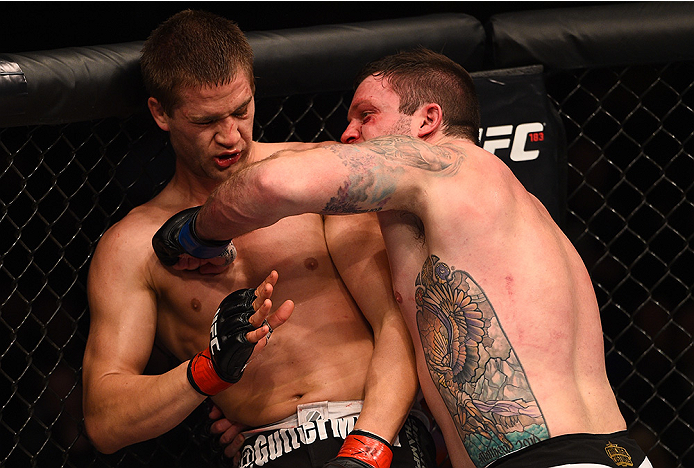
196, 152, 331, 241
355, 318, 418, 443
195, 169, 273, 241
83, 362, 205, 453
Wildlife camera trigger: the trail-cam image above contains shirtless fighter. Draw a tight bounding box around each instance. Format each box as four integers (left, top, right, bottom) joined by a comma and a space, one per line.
154, 49, 654, 468
83, 11, 435, 468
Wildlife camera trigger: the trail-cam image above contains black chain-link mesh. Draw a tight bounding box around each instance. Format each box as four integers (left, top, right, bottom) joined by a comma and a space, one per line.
1, 63, 692, 467
546, 62, 694, 468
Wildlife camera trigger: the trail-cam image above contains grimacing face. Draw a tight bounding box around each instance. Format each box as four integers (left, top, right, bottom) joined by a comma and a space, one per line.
152, 73, 256, 182
341, 75, 413, 144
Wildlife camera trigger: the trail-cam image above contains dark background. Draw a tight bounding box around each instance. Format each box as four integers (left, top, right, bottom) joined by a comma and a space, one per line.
2, 1, 616, 53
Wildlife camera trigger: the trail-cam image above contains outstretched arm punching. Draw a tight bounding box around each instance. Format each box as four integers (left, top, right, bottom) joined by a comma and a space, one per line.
152, 136, 463, 267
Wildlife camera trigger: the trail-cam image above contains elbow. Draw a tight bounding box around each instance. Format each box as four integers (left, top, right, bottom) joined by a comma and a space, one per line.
83, 413, 125, 454
251, 166, 289, 218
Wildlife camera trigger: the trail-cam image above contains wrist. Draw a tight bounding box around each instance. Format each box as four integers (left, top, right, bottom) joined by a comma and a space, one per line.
336, 430, 393, 468
187, 348, 232, 396
177, 210, 231, 258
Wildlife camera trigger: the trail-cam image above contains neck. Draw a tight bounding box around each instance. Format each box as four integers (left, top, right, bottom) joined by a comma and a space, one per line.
420, 131, 460, 146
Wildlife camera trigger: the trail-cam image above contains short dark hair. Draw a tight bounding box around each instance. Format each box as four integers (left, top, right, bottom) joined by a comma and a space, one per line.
140, 10, 254, 115
355, 48, 480, 144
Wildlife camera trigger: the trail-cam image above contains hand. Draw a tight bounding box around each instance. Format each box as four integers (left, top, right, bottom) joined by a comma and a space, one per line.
209, 404, 248, 464
188, 271, 294, 396
174, 254, 235, 275
323, 430, 393, 468
152, 206, 237, 272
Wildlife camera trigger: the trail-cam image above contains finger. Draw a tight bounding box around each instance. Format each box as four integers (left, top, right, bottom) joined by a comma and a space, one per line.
266, 299, 294, 331
174, 255, 233, 273
219, 422, 246, 445
198, 262, 231, 275
211, 418, 233, 435
253, 286, 273, 312
244, 299, 294, 346
264, 270, 279, 288
209, 404, 223, 420
244, 320, 272, 344
247, 297, 272, 330
205, 255, 232, 266
225, 432, 246, 459
253, 270, 278, 308
173, 255, 200, 270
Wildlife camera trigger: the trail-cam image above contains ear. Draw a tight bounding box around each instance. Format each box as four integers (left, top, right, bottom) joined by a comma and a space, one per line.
148, 97, 170, 132
416, 103, 443, 139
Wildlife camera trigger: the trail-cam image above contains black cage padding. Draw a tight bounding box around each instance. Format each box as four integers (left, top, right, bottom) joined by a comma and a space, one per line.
0, 13, 484, 128
489, 2, 694, 69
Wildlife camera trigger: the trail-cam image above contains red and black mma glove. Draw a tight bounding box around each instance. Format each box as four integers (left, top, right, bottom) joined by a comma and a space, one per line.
152, 206, 236, 266
324, 430, 394, 468
187, 288, 258, 396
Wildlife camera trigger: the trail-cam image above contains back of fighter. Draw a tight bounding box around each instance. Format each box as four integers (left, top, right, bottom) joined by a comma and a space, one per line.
376, 142, 654, 468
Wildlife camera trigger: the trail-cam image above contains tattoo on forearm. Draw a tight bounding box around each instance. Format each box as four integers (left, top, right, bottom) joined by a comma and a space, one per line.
323, 137, 463, 213
415, 255, 548, 467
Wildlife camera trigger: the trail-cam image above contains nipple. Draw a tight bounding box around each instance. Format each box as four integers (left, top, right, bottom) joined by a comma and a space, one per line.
304, 257, 318, 271
394, 291, 403, 303
191, 298, 201, 311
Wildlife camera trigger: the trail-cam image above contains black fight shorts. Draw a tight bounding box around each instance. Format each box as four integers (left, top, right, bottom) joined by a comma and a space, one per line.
488, 431, 653, 468
238, 413, 437, 468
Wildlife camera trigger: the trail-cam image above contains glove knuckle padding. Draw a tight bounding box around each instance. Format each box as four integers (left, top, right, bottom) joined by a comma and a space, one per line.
152, 207, 199, 266
211, 288, 258, 383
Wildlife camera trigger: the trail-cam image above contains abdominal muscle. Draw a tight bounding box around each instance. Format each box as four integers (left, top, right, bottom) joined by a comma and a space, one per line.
159, 282, 375, 428
211, 307, 374, 427
153, 217, 376, 428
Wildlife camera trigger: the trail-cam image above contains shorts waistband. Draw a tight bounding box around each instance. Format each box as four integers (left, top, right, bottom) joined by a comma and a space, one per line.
243, 400, 363, 437
488, 431, 649, 468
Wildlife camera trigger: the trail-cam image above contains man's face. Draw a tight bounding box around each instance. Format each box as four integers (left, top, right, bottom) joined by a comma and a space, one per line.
341, 75, 413, 144
158, 73, 256, 182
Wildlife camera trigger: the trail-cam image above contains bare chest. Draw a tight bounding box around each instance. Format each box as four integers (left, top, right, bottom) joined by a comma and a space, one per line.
152, 214, 334, 358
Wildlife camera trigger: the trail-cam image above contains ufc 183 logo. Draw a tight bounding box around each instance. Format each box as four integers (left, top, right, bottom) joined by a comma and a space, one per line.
480, 122, 545, 161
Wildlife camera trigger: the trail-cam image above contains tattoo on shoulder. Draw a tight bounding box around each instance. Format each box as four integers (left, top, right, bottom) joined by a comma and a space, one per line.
330, 136, 464, 172
415, 255, 549, 467
322, 137, 464, 214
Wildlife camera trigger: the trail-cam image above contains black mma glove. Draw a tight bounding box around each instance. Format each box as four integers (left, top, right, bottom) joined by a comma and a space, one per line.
323, 430, 393, 468
152, 206, 236, 266
187, 288, 257, 396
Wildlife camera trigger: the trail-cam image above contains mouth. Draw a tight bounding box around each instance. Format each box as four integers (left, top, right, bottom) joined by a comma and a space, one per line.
214, 152, 241, 169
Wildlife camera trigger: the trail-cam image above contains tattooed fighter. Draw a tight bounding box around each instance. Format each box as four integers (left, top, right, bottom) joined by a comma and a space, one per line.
154, 49, 653, 468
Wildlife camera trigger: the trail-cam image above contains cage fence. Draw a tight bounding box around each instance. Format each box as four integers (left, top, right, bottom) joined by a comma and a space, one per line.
1, 61, 693, 468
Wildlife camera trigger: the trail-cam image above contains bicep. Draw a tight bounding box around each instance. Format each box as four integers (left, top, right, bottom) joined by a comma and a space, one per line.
310, 142, 426, 215
269, 144, 421, 216
83, 233, 158, 382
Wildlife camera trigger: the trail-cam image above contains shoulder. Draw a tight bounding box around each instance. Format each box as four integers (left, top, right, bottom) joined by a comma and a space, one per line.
91, 202, 172, 270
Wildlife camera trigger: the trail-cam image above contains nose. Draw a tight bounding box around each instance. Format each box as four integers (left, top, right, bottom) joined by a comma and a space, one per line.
215, 117, 241, 147
340, 122, 361, 144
